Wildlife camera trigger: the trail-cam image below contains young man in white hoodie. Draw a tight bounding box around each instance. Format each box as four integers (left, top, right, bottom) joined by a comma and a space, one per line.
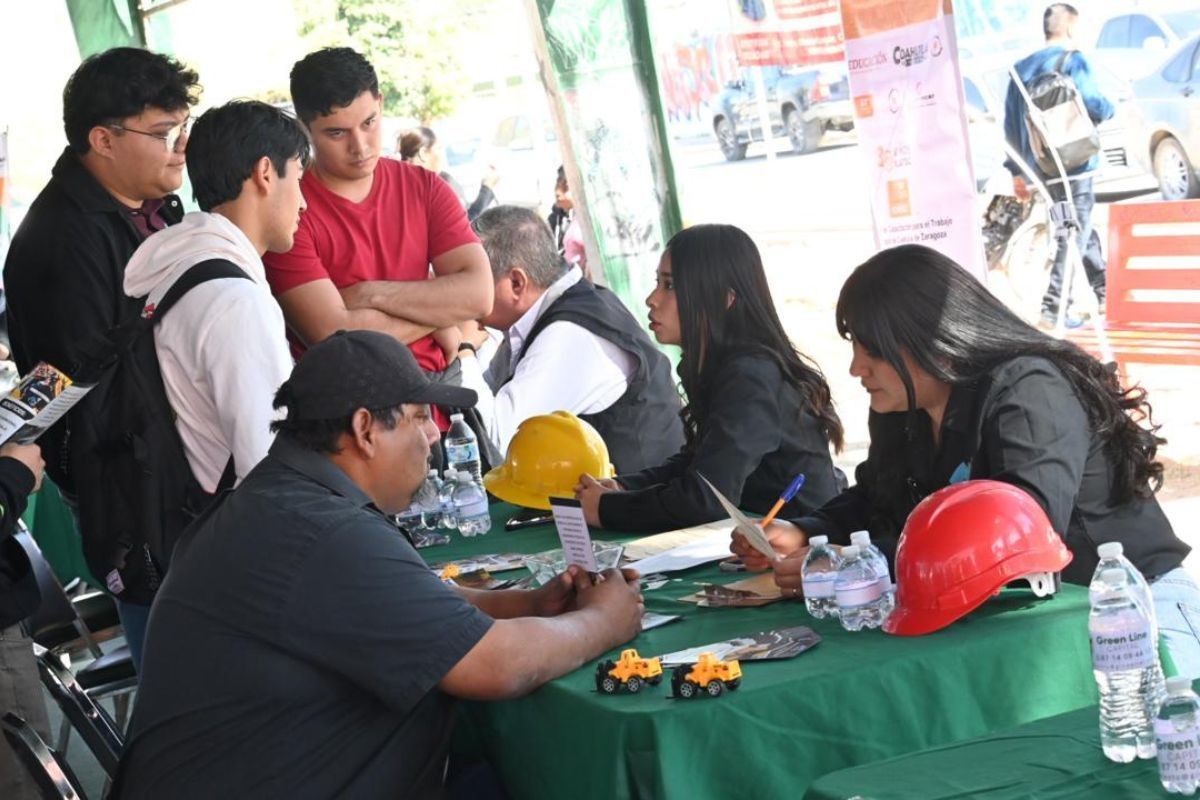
124, 100, 306, 499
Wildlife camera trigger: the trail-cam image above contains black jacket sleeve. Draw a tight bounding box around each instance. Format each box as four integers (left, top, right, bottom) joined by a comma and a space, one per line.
791, 463, 875, 546
0, 457, 36, 542
597, 356, 785, 532
978, 358, 1090, 535
614, 449, 691, 491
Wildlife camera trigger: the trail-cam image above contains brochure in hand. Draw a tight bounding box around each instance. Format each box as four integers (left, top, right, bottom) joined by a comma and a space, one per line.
0, 362, 93, 446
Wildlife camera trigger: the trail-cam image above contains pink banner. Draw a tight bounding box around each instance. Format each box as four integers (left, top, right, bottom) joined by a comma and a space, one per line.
839, 0, 984, 277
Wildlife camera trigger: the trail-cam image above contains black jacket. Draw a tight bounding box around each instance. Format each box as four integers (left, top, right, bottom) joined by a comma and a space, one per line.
794, 356, 1188, 585
0, 458, 39, 629
516, 279, 685, 474
2, 149, 183, 491
599, 352, 841, 533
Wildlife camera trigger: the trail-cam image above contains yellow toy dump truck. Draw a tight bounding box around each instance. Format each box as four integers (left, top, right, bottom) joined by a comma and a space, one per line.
595, 649, 664, 694
670, 652, 742, 698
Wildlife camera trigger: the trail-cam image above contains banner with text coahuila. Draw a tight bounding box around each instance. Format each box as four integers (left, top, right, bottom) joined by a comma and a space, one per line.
839, 0, 984, 278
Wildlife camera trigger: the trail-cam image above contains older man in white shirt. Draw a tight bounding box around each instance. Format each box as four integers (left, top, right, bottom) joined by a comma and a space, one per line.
458, 206, 683, 473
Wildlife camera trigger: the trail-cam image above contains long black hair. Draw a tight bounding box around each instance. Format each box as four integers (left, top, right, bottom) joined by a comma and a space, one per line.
836, 243, 1163, 503
666, 224, 843, 452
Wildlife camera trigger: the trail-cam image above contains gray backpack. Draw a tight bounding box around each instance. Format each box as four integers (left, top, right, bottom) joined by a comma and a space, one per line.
1024, 51, 1101, 176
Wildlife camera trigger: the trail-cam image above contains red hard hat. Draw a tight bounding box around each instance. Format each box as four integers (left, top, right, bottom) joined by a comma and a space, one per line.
883, 480, 1072, 636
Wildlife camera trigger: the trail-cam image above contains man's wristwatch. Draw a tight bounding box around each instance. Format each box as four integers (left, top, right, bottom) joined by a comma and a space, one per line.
457, 342, 477, 356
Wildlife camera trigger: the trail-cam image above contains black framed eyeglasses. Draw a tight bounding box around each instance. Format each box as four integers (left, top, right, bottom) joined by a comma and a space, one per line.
108, 118, 191, 152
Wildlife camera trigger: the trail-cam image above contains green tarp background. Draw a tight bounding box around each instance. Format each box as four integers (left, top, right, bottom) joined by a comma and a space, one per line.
64, 0, 144, 58
533, 0, 684, 315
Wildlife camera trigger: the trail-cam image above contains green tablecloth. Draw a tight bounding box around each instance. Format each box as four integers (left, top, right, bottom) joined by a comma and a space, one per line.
443, 504, 1100, 799
805, 703, 1171, 799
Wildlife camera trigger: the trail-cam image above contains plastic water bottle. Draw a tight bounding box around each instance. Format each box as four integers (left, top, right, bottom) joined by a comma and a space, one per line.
452, 471, 492, 537
1157, 676, 1200, 795
416, 470, 443, 530
445, 414, 482, 485
1094, 541, 1166, 715
1090, 568, 1157, 762
834, 545, 886, 631
849, 530, 894, 620
394, 502, 422, 533
801, 536, 841, 618
439, 469, 459, 531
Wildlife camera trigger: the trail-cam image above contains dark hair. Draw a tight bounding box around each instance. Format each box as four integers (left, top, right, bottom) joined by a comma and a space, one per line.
63, 47, 200, 154
555, 165, 568, 192
1043, 3, 1079, 38
836, 243, 1163, 503
269, 401, 403, 454
666, 224, 843, 452
398, 127, 436, 161
289, 47, 379, 124
187, 101, 310, 211
472, 205, 567, 287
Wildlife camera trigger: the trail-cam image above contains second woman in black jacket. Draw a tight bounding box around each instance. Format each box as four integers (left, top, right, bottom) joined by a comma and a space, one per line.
575, 224, 842, 532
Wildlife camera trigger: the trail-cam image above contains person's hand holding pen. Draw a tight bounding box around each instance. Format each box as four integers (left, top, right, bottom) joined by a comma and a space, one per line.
730, 473, 808, 573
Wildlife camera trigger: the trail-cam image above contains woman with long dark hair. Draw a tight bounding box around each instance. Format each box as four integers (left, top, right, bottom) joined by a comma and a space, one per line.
734, 244, 1199, 672
575, 223, 843, 532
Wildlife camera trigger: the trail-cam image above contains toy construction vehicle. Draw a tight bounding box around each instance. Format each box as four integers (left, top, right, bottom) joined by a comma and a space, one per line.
670, 652, 742, 699
595, 649, 664, 694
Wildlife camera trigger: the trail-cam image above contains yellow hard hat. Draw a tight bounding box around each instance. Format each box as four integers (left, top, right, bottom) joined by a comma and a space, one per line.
483, 411, 615, 510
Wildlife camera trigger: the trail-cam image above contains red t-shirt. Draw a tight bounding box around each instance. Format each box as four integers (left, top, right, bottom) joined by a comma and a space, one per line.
263, 158, 479, 373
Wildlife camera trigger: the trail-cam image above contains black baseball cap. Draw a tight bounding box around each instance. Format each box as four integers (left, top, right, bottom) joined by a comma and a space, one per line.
275, 330, 477, 421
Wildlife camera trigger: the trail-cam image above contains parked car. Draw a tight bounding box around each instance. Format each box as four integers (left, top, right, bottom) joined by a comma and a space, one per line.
1091, 8, 1200, 79
1132, 32, 1200, 199
711, 65, 854, 161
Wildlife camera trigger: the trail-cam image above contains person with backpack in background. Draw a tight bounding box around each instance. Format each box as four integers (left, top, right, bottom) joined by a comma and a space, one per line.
1003, 3, 1114, 329
123, 102, 305, 506
1, 48, 199, 667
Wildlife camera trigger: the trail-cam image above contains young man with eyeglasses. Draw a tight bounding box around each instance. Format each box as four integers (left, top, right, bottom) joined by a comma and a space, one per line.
2, 47, 200, 666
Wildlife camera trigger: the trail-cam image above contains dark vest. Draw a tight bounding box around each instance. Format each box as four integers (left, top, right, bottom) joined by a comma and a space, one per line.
513, 280, 685, 473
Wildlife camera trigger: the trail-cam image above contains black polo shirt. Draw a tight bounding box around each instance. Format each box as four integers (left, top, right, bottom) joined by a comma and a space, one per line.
116, 437, 493, 798
795, 356, 1188, 585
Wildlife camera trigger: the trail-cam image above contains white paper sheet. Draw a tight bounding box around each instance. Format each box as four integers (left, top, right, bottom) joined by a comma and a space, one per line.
700, 475, 780, 563
625, 531, 734, 575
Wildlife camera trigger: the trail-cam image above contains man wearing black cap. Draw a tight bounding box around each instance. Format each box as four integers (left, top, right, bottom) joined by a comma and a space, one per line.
115, 330, 644, 798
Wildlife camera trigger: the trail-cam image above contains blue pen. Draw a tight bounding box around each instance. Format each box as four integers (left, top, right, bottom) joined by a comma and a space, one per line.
759, 473, 806, 528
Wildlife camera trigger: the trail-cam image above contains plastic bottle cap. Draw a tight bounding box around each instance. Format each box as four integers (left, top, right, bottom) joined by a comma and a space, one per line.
841, 545, 859, 559
450, 413, 464, 422
1097, 542, 1124, 559
1101, 568, 1126, 586
1167, 676, 1193, 694
850, 531, 870, 546
809, 535, 829, 546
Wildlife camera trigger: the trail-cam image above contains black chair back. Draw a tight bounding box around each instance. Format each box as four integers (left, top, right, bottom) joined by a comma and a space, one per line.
14, 527, 83, 641
0, 712, 87, 800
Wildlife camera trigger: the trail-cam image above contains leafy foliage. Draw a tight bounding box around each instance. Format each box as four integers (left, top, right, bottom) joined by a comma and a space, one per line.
293, 0, 488, 121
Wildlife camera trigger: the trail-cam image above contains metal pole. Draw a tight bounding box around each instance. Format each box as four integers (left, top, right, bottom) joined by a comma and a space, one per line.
752, 66, 776, 163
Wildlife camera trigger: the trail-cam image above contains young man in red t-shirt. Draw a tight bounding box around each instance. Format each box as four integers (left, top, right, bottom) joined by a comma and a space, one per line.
263, 47, 492, 382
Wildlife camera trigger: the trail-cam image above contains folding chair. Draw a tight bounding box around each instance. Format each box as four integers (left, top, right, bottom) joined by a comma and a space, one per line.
15, 531, 135, 762
16, 525, 122, 660
0, 712, 88, 800
33, 646, 123, 780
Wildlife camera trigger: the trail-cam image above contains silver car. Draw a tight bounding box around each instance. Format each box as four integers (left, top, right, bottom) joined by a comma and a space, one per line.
1133, 33, 1200, 199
